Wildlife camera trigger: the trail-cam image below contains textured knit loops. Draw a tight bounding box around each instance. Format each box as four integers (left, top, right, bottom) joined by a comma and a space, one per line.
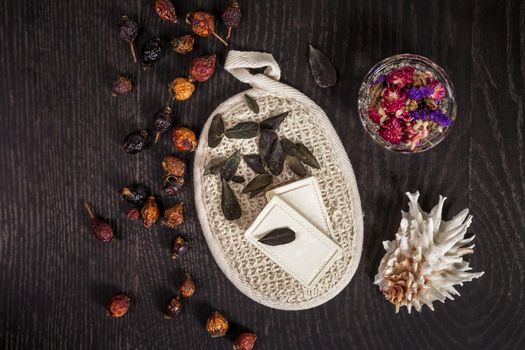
194, 51, 363, 310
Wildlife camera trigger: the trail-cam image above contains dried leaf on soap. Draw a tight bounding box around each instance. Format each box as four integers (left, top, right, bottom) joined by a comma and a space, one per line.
220, 151, 241, 181
224, 122, 259, 139
258, 228, 296, 246
204, 158, 225, 175
221, 179, 241, 220
243, 154, 268, 174
286, 155, 306, 177
260, 111, 289, 131
244, 94, 259, 114
258, 130, 278, 166
295, 142, 320, 169
208, 114, 224, 148
268, 139, 284, 176
242, 174, 272, 194
308, 44, 337, 88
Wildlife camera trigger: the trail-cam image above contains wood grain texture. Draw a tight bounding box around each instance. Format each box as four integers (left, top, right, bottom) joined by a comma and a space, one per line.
0, 0, 523, 349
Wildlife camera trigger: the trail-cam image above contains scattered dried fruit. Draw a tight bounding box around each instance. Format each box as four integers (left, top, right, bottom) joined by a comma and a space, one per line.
221, 0, 241, 40
179, 273, 196, 298
189, 54, 217, 82
259, 227, 296, 246
170, 77, 196, 101
172, 235, 188, 259
123, 130, 149, 154
126, 207, 140, 221
172, 127, 198, 151
163, 203, 184, 228
206, 311, 229, 338
220, 151, 241, 181
153, 106, 174, 143
243, 154, 268, 174
119, 184, 149, 204
84, 203, 114, 243
165, 296, 183, 319
268, 139, 284, 176
308, 44, 337, 88
186, 11, 228, 46
141, 196, 159, 228
161, 175, 184, 196
171, 34, 194, 54
244, 94, 259, 114
221, 179, 241, 220
154, 0, 177, 23
106, 293, 130, 318
118, 16, 138, 63
224, 122, 259, 139
111, 75, 133, 96
208, 114, 225, 148
162, 156, 185, 177
234, 332, 257, 350
142, 37, 163, 69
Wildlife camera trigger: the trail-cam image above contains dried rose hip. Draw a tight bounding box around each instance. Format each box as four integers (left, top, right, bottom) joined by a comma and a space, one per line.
172, 127, 198, 152
118, 16, 139, 63
169, 77, 195, 101
111, 75, 133, 96
141, 196, 159, 228
179, 273, 195, 298
171, 235, 188, 259
126, 207, 140, 221
206, 311, 229, 338
233, 332, 257, 350
221, 1, 241, 40
162, 203, 184, 228
142, 37, 163, 69
171, 34, 194, 54
189, 54, 217, 82
165, 296, 183, 319
162, 156, 185, 177
153, 106, 174, 143
186, 11, 228, 46
123, 130, 148, 154
154, 0, 177, 23
106, 293, 130, 318
161, 175, 184, 196
84, 203, 114, 242
119, 184, 149, 204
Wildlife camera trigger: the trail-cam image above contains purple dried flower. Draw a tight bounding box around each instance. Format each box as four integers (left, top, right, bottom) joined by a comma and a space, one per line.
372, 74, 386, 86
407, 85, 435, 100
410, 108, 452, 127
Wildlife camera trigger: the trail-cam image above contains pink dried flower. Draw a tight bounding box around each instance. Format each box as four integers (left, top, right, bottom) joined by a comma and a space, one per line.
405, 119, 431, 150
378, 118, 403, 144
368, 106, 381, 124
386, 66, 415, 87
381, 87, 407, 115
429, 81, 446, 100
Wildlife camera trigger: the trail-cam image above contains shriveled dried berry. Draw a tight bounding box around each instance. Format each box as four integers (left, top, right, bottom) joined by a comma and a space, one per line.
126, 207, 140, 221
171, 34, 194, 54
206, 311, 229, 338
84, 203, 114, 243
154, 0, 177, 23
162, 156, 185, 177
186, 12, 228, 46
141, 196, 159, 228
111, 75, 133, 96
142, 37, 163, 69
153, 106, 174, 143
172, 235, 188, 259
189, 54, 217, 82
119, 184, 149, 204
123, 130, 148, 154
165, 296, 183, 319
162, 203, 184, 228
234, 332, 257, 350
172, 127, 198, 152
106, 293, 130, 318
179, 273, 195, 298
161, 175, 184, 196
170, 77, 195, 101
221, 0, 241, 40
118, 16, 138, 63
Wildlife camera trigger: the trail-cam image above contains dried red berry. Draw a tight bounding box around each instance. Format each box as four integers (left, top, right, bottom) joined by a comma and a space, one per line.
179, 273, 195, 298
84, 203, 114, 243
106, 293, 130, 318
162, 203, 184, 228
206, 311, 229, 338
171, 235, 188, 259
141, 196, 159, 228
189, 54, 217, 82
233, 332, 257, 350
172, 127, 198, 152
165, 296, 183, 319
171, 34, 194, 54
153, 106, 174, 143
154, 0, 177, 23
186, 12, 228, 46
111, 75, 133, 96
118, 16, 139, 63
126, 207, 140, 221
221, 1, 241, 40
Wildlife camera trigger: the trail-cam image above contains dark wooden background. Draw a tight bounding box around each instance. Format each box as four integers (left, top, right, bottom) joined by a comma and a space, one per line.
1, 0, 524, 349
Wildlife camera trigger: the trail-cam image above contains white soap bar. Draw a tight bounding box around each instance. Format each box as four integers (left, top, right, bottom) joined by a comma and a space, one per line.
245, 196, 342, 288
266, 177, 335, 239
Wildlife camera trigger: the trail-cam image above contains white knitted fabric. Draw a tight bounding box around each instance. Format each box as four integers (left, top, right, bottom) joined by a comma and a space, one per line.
194, 51, 363, 310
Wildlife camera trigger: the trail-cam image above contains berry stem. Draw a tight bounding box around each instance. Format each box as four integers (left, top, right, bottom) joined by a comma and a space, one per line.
154, 132, 161, 143
212, 31, 228, 46
129, 42, 137, 64
84, 202, 95, 219
226, 27, 232, 40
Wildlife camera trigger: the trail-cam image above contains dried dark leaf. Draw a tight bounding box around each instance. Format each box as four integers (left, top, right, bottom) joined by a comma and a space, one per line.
268, 139, 284, 176
286, 155, 306, 177
220, 151, 241, 181
258, 227, 296, 246
260, 111, 289, 131
242, 174, 272, 194
204, 158, 225, 175
280, 138, 300, 157
221, 179, 241, 220
308, 44, 337, 88
243, 154, 268, 174
208, 114, 224, 148
224, 122, 259, 139
258, 130, 278, 166
249, 186, 267, 198
244, 94, 260, 114
295, 142, 320, 169
231, 176, 245, 183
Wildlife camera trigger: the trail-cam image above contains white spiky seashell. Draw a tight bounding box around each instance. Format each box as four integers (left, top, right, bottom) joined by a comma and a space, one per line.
374, 191, 484, 313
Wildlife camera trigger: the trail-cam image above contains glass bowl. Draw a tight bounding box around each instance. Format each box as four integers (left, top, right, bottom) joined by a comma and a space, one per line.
357, 54, 457, 153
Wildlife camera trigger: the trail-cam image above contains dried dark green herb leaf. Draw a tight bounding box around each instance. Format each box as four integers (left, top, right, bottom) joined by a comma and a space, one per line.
243, 154, 268, 174
260, 111, 289, 131
286, 155, 306, 177
258, 227, 296, 246
220, 151, 241, 181
295, 142, 320, 169
308, 44, 337, 88
204, 158, 225, 175
242, 174, 272, 194
221, 179, 241, 220
244, 94, 260, 114
280, 138, 300, 157
231, 176, 245, 183
249, 186, 267, 198
224, 122, 259, 139
208, 114, 224, 148
258, 130, 278, 166
268, 139, 284, 176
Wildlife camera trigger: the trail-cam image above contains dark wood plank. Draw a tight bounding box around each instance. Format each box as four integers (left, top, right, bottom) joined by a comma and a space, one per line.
0, 0, 523, 349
